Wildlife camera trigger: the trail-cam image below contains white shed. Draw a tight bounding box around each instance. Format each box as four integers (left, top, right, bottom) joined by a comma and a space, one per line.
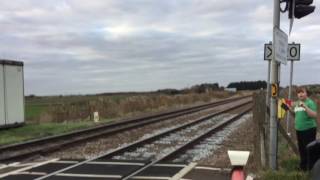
225, 88, 237, 92
0, 59, 24, 128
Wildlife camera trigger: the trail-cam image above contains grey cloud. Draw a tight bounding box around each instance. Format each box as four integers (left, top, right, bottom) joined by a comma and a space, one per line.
0, 0, 319, 95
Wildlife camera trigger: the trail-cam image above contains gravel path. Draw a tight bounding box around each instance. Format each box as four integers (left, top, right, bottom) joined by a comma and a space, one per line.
112, 114, 230, 161
196, 111, 257, 172
173, 113, 252, 163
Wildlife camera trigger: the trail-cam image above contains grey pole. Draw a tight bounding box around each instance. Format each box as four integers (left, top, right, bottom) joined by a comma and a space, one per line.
269, 0, 280, 170
263, 56, 271, 167
286, 60, 294, 135
266, 45, 271, 113
266, 61, 271, 104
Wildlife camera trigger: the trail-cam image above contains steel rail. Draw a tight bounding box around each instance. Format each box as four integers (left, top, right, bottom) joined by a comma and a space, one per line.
34, 99, 252, 180
121, 105, 252, 180
97, 100, 252, 161
0, 95, 250, 162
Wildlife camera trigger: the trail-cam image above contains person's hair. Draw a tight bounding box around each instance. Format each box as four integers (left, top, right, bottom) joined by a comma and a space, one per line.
296, 86, 309, 95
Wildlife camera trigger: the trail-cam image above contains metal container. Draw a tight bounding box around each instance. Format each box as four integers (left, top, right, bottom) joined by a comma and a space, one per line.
0, 64, 4, 126
0, 59, 24, 128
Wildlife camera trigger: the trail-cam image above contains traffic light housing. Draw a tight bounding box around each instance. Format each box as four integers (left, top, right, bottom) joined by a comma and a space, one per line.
289, 0, 316, 19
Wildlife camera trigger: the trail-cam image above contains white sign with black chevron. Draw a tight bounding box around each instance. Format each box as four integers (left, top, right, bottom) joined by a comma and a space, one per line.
264, 43, 300, 61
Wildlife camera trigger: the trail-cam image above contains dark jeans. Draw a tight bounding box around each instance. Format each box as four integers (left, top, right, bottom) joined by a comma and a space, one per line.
296, 127, 317, 171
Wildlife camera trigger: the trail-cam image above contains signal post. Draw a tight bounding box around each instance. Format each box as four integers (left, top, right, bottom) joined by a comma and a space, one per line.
268, 0, 315, 170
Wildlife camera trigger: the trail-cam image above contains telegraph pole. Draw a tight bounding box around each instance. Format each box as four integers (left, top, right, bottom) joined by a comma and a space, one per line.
269, 0, 280, 170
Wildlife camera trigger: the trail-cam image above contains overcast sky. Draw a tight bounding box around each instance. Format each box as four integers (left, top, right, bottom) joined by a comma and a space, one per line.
1, 0, 319, 95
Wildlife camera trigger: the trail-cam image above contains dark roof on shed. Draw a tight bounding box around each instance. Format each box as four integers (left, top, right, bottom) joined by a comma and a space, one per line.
0, 59, 23, 66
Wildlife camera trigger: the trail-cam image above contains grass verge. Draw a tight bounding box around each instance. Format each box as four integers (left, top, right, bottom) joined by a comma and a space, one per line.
260, 170, 309, 180
258, 129, 310, 179
0, 121, 99, 145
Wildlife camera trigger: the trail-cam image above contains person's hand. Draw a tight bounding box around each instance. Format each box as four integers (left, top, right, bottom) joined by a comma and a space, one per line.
299, 102, 306, 108
281, 103, 289, 111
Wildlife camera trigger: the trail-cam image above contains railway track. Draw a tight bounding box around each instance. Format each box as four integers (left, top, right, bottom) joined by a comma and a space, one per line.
31, 99, 252, 180
0, 95, 250, 163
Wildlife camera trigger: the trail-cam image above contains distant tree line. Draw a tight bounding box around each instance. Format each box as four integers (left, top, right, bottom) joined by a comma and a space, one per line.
189, 83, 221, 93
156, 88, 180, 95
227, 80, 267, 90
157, 83, 222, 95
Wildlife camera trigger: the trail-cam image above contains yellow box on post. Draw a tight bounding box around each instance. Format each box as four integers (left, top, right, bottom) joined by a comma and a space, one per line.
278, 98, 287, 120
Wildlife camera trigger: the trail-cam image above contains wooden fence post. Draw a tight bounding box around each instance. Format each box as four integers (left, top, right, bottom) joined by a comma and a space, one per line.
253, 91, 267, 168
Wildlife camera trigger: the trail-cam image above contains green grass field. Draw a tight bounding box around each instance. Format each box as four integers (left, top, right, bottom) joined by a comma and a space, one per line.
0, 121, 96, 145
25, 104, 47, 119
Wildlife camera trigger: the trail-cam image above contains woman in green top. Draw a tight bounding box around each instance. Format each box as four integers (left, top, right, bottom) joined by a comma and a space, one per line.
289, 87, 318, 171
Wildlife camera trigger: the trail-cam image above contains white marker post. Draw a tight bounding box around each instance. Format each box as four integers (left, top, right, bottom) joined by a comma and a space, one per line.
263, 41, 272, 167
286, 42, 300, 135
